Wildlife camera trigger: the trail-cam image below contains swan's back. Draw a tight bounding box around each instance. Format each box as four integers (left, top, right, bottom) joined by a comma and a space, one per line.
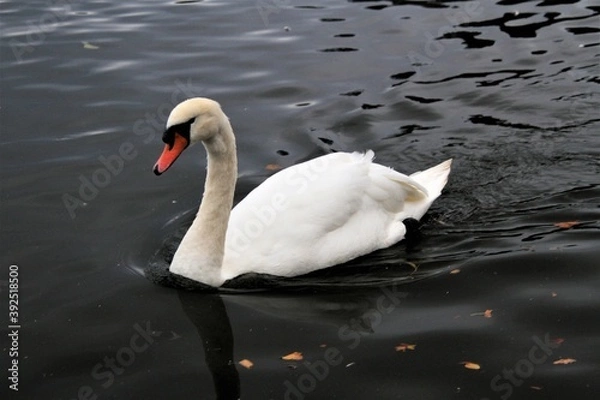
221, 152, 451, 280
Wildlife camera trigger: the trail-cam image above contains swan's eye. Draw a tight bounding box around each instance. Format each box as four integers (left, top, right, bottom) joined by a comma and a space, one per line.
162, 119, 194, 149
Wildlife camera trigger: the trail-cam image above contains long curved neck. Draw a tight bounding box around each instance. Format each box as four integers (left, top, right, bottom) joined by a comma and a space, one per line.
196, 120, 237, 259
170, 117, 237, 287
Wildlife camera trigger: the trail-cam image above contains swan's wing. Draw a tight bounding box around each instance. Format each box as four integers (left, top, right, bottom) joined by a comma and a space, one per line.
222, 151, 429, 279
366, 163, 428, 211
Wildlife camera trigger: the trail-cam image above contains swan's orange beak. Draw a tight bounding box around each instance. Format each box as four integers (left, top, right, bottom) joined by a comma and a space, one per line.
153, 132, 189, 175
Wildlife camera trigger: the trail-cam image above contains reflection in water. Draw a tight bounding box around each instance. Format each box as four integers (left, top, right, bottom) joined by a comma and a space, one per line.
178, 292, 240, 400
177, 285, 408, 399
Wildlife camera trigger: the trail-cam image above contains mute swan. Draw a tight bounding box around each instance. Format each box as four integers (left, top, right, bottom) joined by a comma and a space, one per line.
153, 98, 451, 287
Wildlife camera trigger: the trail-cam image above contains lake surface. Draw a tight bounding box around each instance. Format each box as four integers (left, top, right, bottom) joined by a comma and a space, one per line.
1, 0, 599, 399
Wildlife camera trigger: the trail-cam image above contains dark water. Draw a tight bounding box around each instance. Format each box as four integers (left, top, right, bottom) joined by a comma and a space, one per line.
1, 0, 599, 399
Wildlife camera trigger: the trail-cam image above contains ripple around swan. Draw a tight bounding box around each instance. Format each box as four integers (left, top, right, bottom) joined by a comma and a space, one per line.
141, 208, 434, 293
139, 184, 600, 293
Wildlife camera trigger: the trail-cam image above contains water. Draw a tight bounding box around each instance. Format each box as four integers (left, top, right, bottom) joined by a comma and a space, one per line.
1, 0, 599, 399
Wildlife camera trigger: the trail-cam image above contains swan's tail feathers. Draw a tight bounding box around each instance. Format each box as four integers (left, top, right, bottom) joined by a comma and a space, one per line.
410, 159, 452, 200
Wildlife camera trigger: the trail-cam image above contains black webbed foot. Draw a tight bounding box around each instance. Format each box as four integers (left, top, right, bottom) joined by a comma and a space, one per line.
402, 218, 422, 246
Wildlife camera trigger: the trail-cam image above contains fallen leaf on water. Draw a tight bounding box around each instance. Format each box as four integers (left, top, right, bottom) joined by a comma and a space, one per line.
450, 268, 461, 274
554, 221, 579, 229
82, 41, 99, 50
265, 163, 282, 171
470, 309, 493, 318
395, 343, 416, 352
553, 358, 576, 365
238, 359, 254, 369
461, 361, 481, 370
281, 351, 303, 361
552, 338, 565, 346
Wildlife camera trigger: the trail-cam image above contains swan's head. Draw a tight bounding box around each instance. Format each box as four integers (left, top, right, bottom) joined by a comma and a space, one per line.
153, 97, 227, 175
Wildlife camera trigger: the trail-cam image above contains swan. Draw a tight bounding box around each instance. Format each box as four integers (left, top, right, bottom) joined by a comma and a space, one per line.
153, 97, 452, 287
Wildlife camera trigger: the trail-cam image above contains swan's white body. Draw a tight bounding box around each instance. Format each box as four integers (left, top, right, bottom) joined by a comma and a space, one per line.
153, 98, 451, 287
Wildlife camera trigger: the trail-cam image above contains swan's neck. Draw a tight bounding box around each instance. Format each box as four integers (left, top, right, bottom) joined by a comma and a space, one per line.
170, 118, 237, 287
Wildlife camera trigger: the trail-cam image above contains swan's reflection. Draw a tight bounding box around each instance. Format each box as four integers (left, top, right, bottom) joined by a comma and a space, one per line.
176, 284, 408, 399
178, 292, 240, 400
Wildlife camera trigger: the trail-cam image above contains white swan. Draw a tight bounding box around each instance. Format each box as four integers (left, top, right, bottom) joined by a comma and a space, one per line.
153, 98, 452, 287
